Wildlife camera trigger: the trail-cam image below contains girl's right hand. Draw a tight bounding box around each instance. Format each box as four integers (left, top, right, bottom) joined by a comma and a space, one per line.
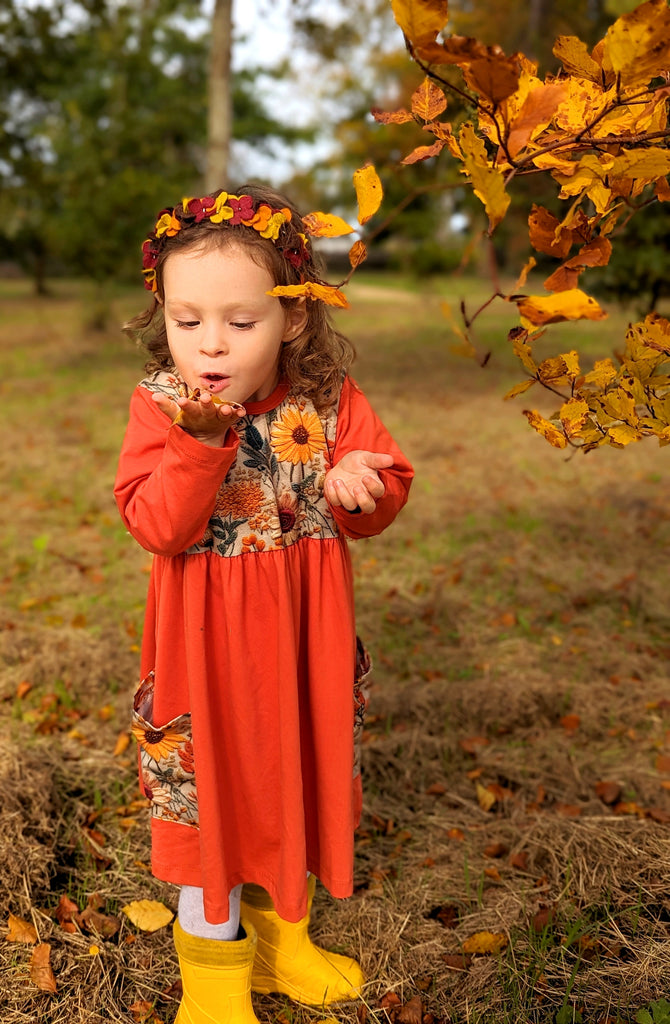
152, 391, 245, 447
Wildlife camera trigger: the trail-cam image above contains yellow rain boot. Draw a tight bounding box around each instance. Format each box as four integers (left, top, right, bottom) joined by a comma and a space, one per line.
173, 917, 260, 1024
241, 876, 365, 1006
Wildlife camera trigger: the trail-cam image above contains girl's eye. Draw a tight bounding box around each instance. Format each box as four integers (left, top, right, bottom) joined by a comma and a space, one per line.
231, 321, 256, 331
175, 319, 199, 329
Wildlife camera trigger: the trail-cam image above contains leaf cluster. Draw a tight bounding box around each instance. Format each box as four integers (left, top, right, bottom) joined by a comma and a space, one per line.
334, 0, 670, 452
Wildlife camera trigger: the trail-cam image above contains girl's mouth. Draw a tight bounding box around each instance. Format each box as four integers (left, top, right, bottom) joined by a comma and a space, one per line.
200, 373, 229, 394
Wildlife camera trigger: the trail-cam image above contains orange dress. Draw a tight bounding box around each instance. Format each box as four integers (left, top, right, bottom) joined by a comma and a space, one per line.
114, 373, 413, 924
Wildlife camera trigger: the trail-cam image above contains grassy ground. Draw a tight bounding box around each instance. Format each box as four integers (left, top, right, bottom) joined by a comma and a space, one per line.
2, 273, 670, 1023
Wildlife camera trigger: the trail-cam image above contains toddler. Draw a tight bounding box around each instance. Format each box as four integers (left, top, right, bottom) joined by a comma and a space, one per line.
115, 183, 413, 1023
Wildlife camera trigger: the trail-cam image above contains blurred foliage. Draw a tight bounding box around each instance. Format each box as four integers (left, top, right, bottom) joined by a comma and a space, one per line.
0, 0, 310, 292
592, 197, 670, 316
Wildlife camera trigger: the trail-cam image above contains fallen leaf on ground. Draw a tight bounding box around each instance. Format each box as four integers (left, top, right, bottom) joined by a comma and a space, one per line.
484, 842, 508, 859
397, 995, 423, 1024
54, 894, 79, 933
560, 713, 581, 732
476, 782, 497, 812
595, 781, 622, 804
30, 943, 57, 992
6, 913, 38, 944
532, 905, 556, 931
380, 991, 402, 1010
441, 952, 472, 970
122, 899, 174, 932
427, 903, 459, 928
79, 905, 120, 938
510, 851, 529, 871
462, 930, 508, 955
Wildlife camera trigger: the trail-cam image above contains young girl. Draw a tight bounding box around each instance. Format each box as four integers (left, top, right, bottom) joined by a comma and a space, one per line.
115, 183, 413, 1024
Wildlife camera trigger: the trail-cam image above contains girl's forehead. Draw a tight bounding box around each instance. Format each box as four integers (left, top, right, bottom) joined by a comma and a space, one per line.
163, 243, 275, 292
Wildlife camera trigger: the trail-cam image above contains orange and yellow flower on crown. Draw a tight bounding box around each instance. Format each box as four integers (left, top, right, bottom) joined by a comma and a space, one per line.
270, 408, 327, 465
131, 721, 189, 761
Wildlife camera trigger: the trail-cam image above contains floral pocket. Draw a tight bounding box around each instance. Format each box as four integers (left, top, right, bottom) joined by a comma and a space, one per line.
353, 637, 372, 780
131, 671, 199, 829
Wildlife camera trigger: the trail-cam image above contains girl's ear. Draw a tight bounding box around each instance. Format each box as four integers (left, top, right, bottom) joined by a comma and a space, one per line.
282, 299, 307, 343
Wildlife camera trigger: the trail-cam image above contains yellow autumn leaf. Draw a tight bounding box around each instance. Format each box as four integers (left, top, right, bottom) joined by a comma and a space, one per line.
353, 165, 383, 226
523, 410, 568, 449
602, 387, 638, 424
611, 148, 670, 181
121, 900, 173, 933
390, 0, 449, 46
458, 123, 510, 231
411, 78, 447, 122
608, 423, 642, 446
462, 931, 508, 955
268, 283, 350, 309
509, 328, 538, 374
560, 399, 589, 438
537, 355, 574, 386
517, 289, 607, 327
514, 256, 536, 290
302, 212, 354, 238
554, 79, 610, 135
6, 913, 38, 944
553, 35, 602, 81
583, 357, 618, 387
476, 782, 497, 812
504, 378, 536, 400
554, 154, 614, 214
602, 0, 670, 87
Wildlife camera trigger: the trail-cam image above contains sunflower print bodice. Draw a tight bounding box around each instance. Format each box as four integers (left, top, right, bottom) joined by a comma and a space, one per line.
140, 371, 340, 557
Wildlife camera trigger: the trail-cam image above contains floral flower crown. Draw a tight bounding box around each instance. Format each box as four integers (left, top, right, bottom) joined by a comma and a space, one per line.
141, 190, 311, 293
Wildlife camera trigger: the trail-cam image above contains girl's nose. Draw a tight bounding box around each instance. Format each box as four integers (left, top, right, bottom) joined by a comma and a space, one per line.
199, 329, 228, 356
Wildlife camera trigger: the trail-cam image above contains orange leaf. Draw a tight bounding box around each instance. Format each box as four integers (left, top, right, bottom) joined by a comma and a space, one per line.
411, 78, 447, 121
506, 83, 568, 158
390, 0, 449, 47
509, 851, 529, 871
371, 107, 414, 125
398, 996, 423, 1024
602, 0, 670, 87
553, 35, 602, 82
459, 735, 490, 755
462, 930, 508, 955
353, 165, 383, 225
522, 410, 568, 449
463, 56, 520, 104
484, 842, 509, 859
528, 205, 574, 259
560, 713, 581, 732
302, 212, 353, 238
484, 866, 501, 881
30, 944, 57, 993
556, 803, 583, 817
401, 141, 444, 165
268, 283, 349, 309
447, 827, 465, 841
16, 680, 32, 699
655, 754, 670, 773
6, 913, 38, 944
113, 731, 131, 756
595, 781, 623, 805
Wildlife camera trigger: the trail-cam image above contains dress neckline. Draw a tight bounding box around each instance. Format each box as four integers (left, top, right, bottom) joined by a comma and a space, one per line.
243, 380, 291, 416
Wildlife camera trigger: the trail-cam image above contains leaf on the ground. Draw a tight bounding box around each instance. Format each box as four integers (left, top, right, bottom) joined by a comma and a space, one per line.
483, 842, 509, 859
655, 754, 670, 773
484, 866, 501, 881
532, 905, 556, 931
79, 904, 120, 938
560, 713, 581, 732
476, 782, 497, 812
595, 780, 622, 805
556, 803, 583, 817
510, 850, 529, 871
129, 1001, 164, 1024
425, 782, 446, 795
6, 913, 38, 944
462, 930, 508, 955
459, 735, 490, 755
397, 995, 423, 1024
54, 894, 79, 933
427, 903, 459, 929
440, 952, 472, 971
647, 806, 670, 823
122, 899, 174, 933
447, 827, 465, 841
113, 730, 131, 756
30, 943, 57, 993
16, 680, 32, 699
379, 991, 402, 1010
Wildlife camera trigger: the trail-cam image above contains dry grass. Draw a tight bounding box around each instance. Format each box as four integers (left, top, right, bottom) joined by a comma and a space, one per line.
1, 276, 670, 1022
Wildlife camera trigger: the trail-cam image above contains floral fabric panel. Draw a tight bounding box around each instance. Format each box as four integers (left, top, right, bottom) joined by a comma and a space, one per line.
140, 372, 340, 558
353, 637, 372, 780
131, 670, 199, 829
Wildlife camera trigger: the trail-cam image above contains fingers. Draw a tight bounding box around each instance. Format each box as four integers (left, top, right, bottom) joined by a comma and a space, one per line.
325, 473, 385, 514
360, 451, 394, 471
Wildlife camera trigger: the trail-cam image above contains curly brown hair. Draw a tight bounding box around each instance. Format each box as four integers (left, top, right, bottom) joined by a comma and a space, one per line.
124, 183, 355, 410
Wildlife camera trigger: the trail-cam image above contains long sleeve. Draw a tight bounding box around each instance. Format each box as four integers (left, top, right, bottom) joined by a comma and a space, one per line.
328, 376, 413, 540
114, 387, 239, 556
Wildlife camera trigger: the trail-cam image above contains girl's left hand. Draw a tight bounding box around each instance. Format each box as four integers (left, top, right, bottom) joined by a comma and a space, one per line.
325, 450, 394, 514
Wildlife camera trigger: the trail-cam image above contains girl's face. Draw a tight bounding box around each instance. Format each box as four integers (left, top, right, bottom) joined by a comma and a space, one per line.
161, 244, 305, 405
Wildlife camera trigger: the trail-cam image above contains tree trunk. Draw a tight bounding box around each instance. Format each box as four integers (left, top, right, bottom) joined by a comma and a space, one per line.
206, 0, 233, 192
